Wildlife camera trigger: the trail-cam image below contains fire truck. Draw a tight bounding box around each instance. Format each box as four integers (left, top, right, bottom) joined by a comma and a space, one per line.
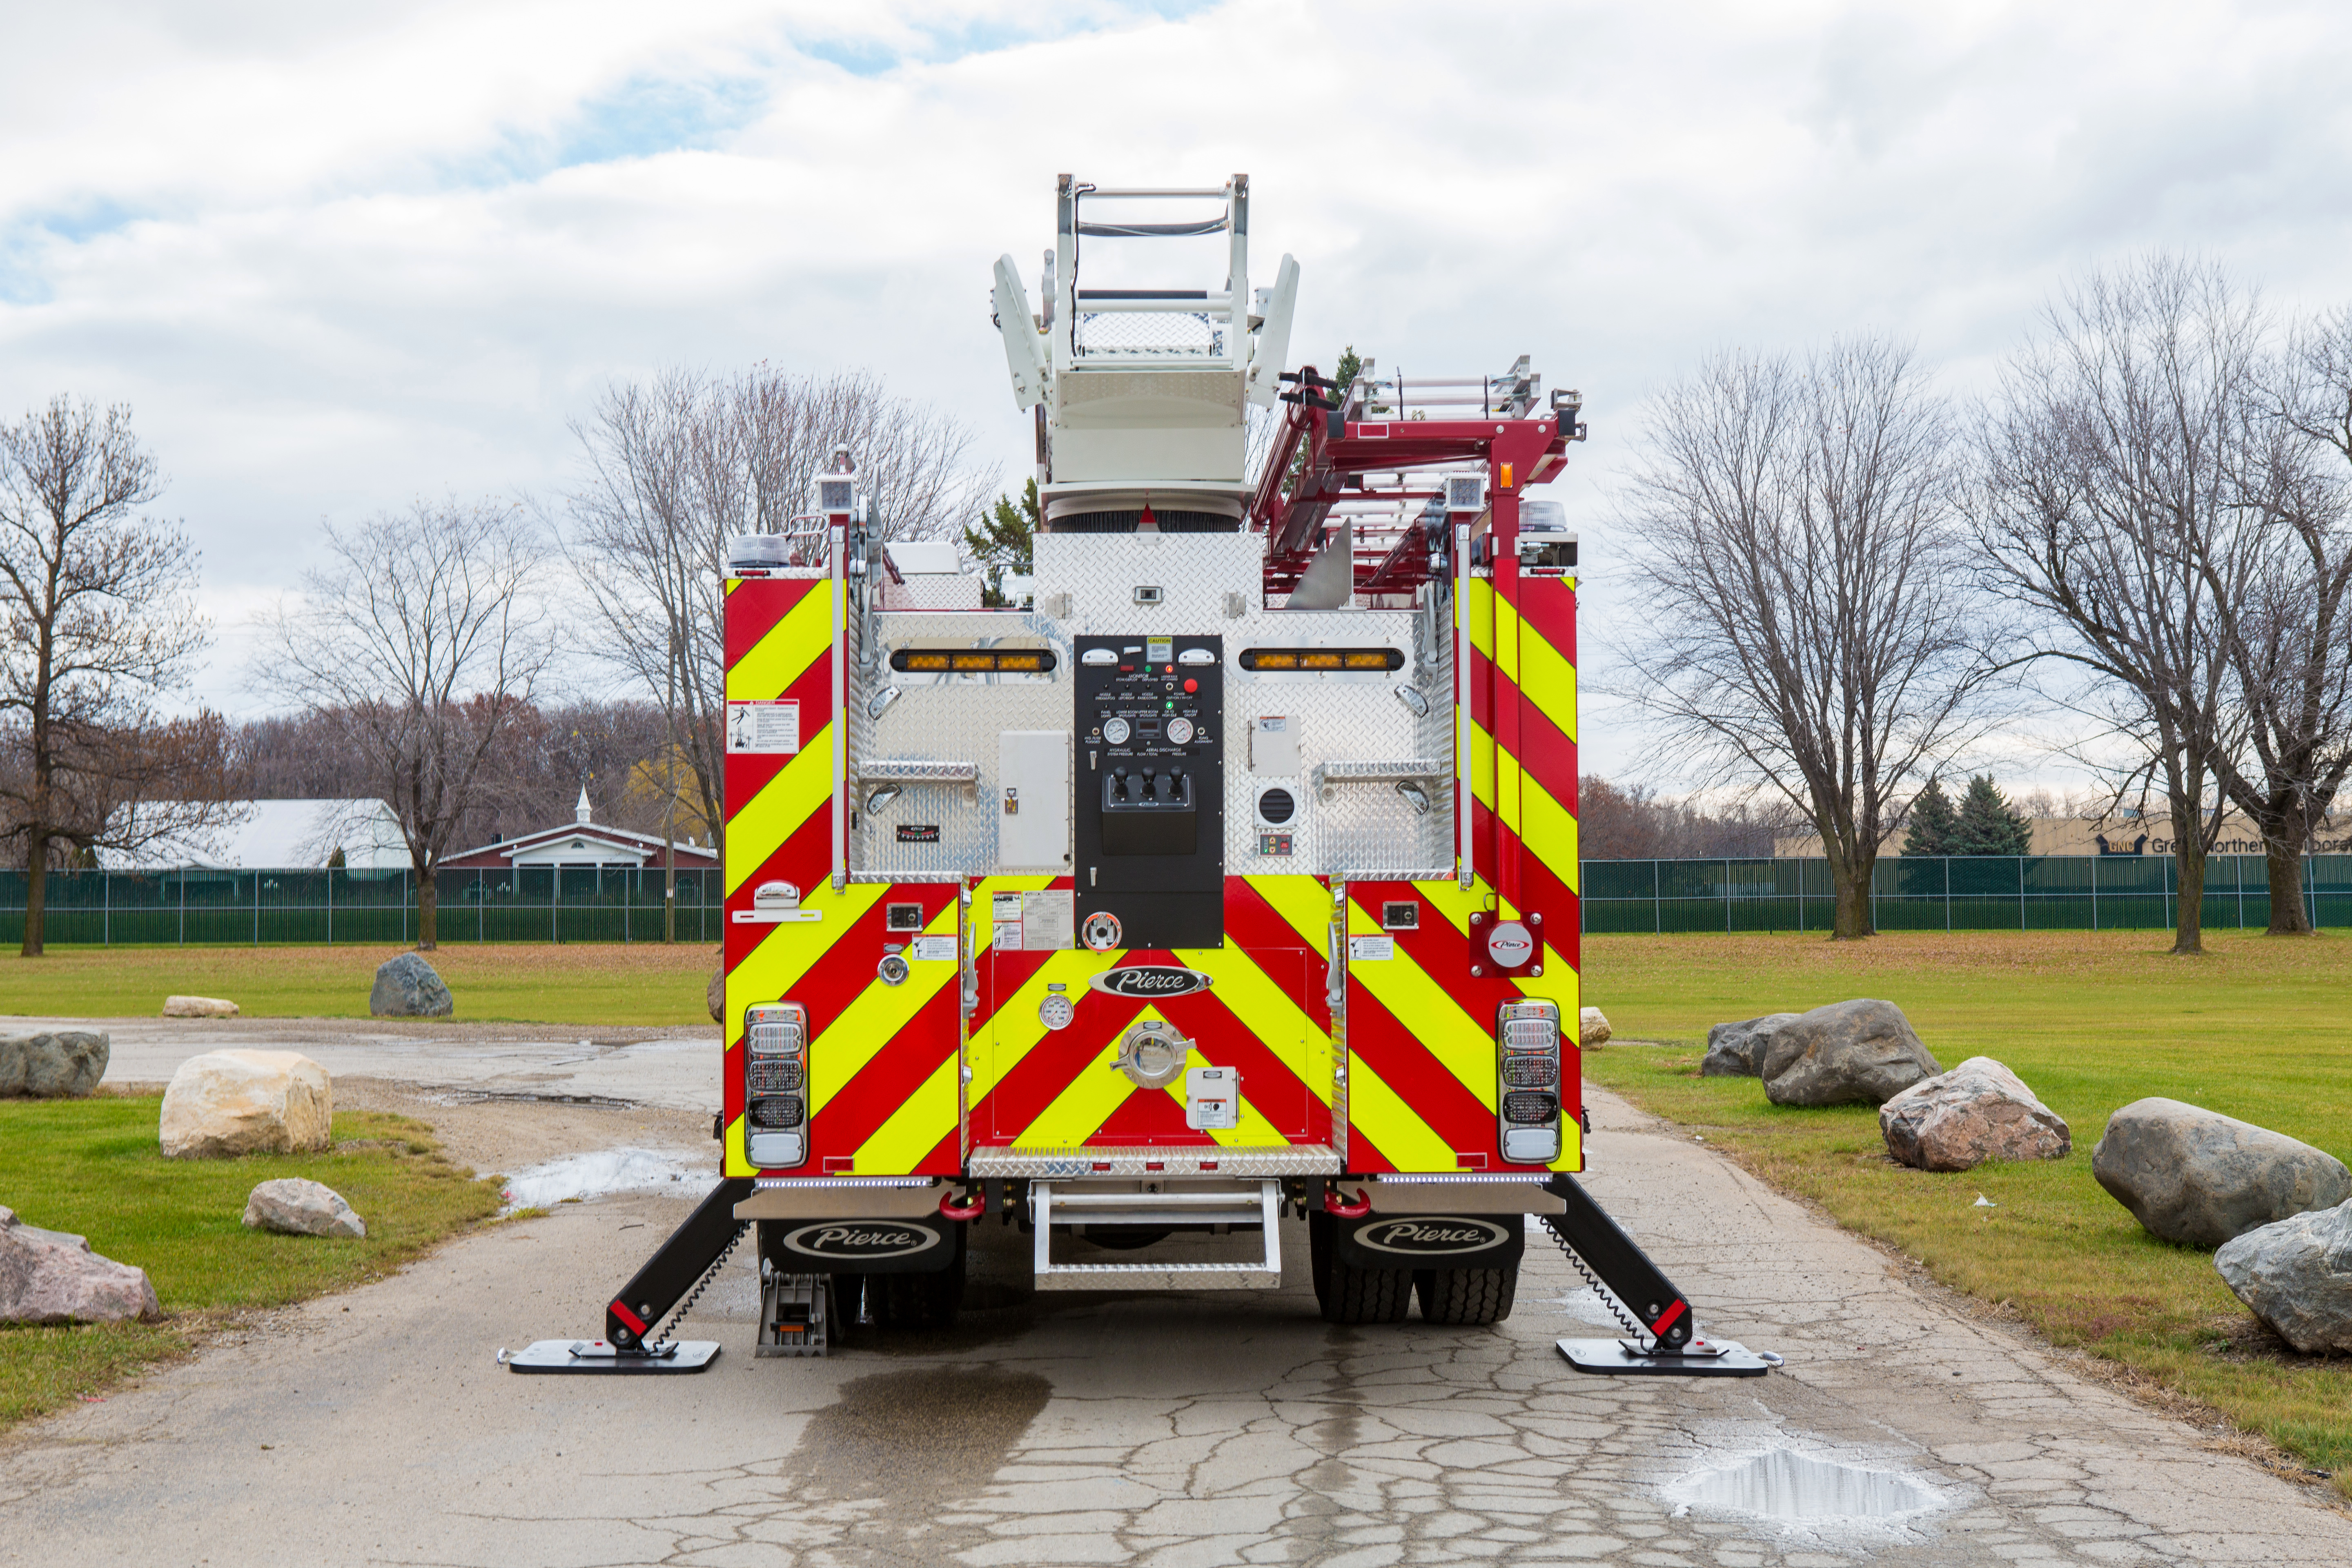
510, 175, 1769, 1378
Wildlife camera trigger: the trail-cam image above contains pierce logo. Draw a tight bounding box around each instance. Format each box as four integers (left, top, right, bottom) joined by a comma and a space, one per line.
1089, 967, 1214, 1000
1353, 1217, 1513, 1256
1486, 921, 1535, 968
780, 1223, 941, 1260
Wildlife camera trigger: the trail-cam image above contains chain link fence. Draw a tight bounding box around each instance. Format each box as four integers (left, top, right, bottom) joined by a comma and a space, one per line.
1581, 854, 2352, 933
0, 866, 722, 946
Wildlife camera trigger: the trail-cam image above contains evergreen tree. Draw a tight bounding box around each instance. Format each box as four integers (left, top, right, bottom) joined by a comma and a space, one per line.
963, 478, 1039, 607
1948, 774, 2035, 856
1902, 777, 1957, 856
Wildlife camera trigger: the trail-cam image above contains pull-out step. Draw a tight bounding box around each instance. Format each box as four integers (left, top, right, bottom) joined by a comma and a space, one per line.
1031, 1180, 1283, 1290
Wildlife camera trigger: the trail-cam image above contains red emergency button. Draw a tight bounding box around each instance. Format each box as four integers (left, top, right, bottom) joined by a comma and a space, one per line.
1183, 678, 1197, 693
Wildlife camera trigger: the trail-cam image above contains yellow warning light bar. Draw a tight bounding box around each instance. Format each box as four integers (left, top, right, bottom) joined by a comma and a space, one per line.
1239, 648, 1405, 673
889, 648, 1059, 674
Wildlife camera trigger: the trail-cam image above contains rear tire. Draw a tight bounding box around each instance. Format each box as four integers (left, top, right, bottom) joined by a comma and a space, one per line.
1414, 1265, 1518, 1325
1310, 1212, 1412, 1324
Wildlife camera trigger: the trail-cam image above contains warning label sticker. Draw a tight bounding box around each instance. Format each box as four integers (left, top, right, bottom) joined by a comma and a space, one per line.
1348, 935, 1394, 962
1020, 891, 1074, 951
911, 935, 957, 963
725, 700, 801, 754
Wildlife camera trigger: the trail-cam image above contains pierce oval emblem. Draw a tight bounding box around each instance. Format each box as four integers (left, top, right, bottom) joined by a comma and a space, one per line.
778, 1222, 941, 1261
1352, 1216, 1514, 1257
1088, 967, 1214, 1000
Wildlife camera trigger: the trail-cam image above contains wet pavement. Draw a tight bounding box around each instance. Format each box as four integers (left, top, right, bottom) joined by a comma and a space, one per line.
4, 1064, 2348, 1564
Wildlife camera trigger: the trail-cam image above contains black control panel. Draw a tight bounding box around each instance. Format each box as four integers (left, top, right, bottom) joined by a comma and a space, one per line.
1075, 633, 1225, 949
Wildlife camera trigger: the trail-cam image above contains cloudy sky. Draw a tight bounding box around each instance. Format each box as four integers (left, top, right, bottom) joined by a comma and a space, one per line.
6, 0, 2350, 781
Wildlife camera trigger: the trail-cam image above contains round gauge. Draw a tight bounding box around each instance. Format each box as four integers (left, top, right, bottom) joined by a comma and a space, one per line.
1166, 717, 1195, 745
1038, 993, 1075, 1031
1102, 717, 1131, 744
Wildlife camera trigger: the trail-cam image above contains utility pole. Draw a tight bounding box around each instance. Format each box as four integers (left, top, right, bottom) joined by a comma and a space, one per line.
663, 627, 678, 943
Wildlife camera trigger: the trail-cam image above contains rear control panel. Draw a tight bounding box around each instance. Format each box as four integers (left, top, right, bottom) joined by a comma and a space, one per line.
1076, 633, 1225, 948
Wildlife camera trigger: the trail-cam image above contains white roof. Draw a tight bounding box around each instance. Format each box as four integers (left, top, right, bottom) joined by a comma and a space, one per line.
101, 799, 408, 871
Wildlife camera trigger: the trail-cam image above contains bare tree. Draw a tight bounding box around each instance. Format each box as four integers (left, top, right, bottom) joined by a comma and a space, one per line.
1614, 338, 1990, 939
255, 501, 552, 950
1, 396, 235, 956
567, 367, 992, 856
1975, 257, 2264, 954
2209, 305, 2352, 932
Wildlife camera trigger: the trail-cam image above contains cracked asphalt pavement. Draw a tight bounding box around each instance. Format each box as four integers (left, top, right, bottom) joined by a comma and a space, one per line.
4, 1053, 2348, 1564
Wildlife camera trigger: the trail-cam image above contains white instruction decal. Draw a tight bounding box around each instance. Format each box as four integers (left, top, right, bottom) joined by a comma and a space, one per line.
992, 920, 1022, 950
1021, 890, 1075, 951
1349, 935, 1394, 962
725, 700, 801, 754
911, 935, 957, 963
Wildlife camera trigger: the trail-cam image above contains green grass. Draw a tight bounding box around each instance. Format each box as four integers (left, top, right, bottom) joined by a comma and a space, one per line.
2, 942, 719, 1026
1581, 929, 2352, 1494
0, 1093, 501, 1430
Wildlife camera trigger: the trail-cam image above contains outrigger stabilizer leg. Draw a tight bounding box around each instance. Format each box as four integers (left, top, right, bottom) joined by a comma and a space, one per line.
503, 1177, 754, 1374
1539, 1174, 1779, 1377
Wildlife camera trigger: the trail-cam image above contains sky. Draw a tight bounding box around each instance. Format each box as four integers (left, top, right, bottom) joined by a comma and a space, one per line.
6, 0, 2351, 785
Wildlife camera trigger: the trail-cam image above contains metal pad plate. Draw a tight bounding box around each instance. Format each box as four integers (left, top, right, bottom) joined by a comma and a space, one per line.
1556, 1338, 1774, 1377
503, 1339, 723, 1374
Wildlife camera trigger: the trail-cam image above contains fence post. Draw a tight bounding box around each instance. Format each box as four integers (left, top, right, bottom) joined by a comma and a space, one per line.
103, 867, 110, 947
254, 869, 260, 946
1944, 855, 1951, 932
2018, 855, 2025, 932
178, 868, 185, 947
1723, 856, 1731, 933
1653, 859, 1661, 934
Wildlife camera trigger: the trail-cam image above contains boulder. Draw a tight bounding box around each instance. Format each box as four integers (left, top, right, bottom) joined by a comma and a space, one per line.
0, 1206, 161, 1323
162, 995, 239, 1018
1879, 1056, 2071, 1172
159, 1049, 333, 1159
707, 963, 725, 1025
2214, 1200, 2352, 1354
2092, 1098, 2351, 1247
244, 1178, 366, 1239
0, 1029, 109, 1098
1579, 1007, 1611, 1048
370, 952, 452, 1018
1760, 999, 1941, 1106
1702, 1013, 1798, 1078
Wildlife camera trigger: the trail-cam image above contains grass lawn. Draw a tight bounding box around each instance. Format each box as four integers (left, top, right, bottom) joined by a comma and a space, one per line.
1581, 929, 2352, 1496
0, 1092, 501, 1431
2, 942, 720, 1027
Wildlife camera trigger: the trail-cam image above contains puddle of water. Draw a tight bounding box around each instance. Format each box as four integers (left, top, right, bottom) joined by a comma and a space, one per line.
500, 1147, 716, 1209
1671, 1449, 1940, 1523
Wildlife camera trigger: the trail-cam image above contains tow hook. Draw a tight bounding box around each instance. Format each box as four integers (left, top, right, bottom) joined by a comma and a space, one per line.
1323, 1185, 1372, 1219
938, 1189, 987, 1221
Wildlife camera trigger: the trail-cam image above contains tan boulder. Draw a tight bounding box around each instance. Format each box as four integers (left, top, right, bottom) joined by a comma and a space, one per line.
160, 1049, 333, 1158
162, 995, 240, 1018
1579, 1007, 1612, 1047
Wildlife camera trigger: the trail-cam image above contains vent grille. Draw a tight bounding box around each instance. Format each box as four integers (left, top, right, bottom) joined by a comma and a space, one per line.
1257, 788, 1296, 826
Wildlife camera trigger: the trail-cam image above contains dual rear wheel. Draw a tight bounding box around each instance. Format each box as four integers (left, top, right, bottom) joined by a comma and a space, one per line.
1307, 1212, 1518, 1326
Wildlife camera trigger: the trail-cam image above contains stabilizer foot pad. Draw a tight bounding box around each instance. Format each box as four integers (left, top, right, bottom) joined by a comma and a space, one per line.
503, 1339, 723, 1374
1557, 1337, 1775, 1377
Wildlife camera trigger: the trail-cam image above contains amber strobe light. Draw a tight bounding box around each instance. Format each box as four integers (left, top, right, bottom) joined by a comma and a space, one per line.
1238, 648, 1405, 672
890, 648, 1058, 673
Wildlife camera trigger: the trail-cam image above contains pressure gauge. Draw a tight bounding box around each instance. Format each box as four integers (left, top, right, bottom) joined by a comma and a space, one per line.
1166, 717, 1195, 745
1039, 992, 1075, 1031
1102, 717, 1131, 744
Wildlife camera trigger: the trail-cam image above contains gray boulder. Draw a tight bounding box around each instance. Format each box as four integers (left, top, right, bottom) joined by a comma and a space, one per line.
370, 952, 452, 1018
707, 962, 725, 1025
0, 1029, 109, 1098
1702, 1013, 1797, 1078
2092, 1098, 2350, 1247
244, 1178, 366, 1239
2214, 1200, 2352, 1354
1880, 1056, 2070, 1172
1760, 999, 1941, 1107
0, 1205, 161, 1323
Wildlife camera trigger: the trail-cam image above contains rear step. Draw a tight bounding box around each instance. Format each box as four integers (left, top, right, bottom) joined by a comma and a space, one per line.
1032, 1180, 1283, 1290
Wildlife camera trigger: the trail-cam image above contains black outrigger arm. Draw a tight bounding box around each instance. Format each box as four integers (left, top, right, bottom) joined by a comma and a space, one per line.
1539, 1174, 1779, 1377
502, 1177, 754, 1374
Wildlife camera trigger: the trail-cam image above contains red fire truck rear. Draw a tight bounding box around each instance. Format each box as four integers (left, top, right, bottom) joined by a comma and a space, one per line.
510, 174, 1771, 1379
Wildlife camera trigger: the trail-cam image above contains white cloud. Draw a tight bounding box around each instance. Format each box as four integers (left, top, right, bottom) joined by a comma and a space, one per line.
5, 0, 2352, 785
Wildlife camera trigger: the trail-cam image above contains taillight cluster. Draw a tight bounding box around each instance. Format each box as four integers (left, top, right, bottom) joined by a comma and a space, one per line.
1495, 998, 1561, 1164
745, 1002, 809, 1169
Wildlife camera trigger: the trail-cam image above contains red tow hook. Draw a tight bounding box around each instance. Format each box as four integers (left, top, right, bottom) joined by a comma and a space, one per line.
1323, 1185, 1372, 1219
938, 1189, 986, 1221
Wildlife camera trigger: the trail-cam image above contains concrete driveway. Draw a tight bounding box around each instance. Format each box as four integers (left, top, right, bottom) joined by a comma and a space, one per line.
3, 1038, 2347, 1565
